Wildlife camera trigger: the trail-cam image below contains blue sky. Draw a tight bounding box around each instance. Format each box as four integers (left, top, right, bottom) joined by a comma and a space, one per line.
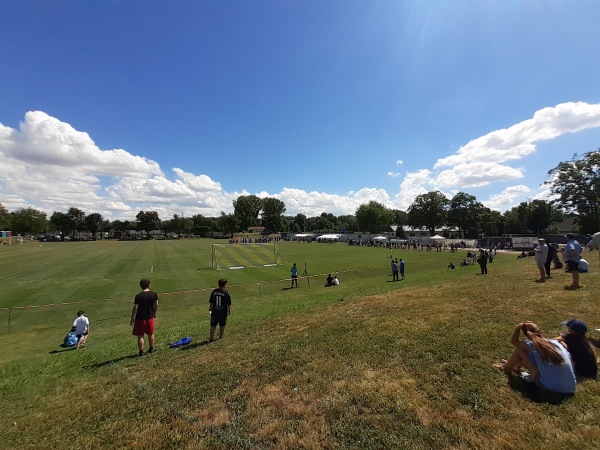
1, 0, 600, 220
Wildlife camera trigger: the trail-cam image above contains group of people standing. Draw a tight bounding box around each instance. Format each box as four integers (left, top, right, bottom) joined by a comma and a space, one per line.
129, 277, 231, 356
534, 234, 587, 289
390, 258, 405, 281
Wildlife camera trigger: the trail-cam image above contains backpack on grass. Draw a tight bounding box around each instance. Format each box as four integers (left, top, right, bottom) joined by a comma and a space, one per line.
63, 331, 78, 347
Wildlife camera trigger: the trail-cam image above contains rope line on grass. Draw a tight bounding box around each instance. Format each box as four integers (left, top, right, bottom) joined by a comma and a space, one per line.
4, 264, 388, 310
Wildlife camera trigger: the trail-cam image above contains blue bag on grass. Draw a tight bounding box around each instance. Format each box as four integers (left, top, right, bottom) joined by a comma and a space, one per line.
170, 336, 192, 348
63, 331, 78, 347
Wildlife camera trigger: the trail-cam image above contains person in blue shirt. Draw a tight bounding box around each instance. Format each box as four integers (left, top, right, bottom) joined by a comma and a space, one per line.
290, 263, 299, 288
494, 321, 576, 395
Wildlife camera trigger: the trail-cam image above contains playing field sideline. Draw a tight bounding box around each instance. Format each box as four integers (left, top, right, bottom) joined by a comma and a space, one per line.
1, 240, 599, 449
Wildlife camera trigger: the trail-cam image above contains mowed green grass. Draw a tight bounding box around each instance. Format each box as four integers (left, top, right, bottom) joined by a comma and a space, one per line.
1, 240, 600, 449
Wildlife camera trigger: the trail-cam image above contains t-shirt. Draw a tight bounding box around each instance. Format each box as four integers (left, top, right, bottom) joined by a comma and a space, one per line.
209, 288, 231, 316
564, 239, 583, 263
72, 316, 89, 335
134, 290, 158, 320
291, 266, 298, 277
333, 277, 339, 285
535, 244, 548, 264
400, 261, 405, 271
525, 339, 576, 394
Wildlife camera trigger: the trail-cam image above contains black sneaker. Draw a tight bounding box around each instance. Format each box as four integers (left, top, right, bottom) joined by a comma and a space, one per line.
138, 350, 144, 357
148, 347, 154, 354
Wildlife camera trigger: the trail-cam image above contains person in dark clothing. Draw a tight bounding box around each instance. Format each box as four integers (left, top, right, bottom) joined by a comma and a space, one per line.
209, 278, 232, 342
555, 319, 597, 380
544, 243, 557, 279
130, 278, 159, 356
477, 249, 488, 274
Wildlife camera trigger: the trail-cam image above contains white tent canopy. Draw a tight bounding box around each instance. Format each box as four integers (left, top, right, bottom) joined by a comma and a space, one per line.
316, 234, 341, 241
430, 234, 445, 240
373, 236, 388, 241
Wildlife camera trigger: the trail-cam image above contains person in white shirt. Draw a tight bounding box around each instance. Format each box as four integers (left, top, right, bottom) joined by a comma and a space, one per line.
72, 310, 89, 349
534, 238, 549, 282
333, 276, 339, 286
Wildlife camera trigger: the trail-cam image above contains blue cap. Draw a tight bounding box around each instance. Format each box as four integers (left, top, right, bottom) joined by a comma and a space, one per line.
561, 319, 588, 334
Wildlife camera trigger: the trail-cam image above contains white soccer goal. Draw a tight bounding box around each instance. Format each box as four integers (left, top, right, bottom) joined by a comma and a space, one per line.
212, 242, 283, 270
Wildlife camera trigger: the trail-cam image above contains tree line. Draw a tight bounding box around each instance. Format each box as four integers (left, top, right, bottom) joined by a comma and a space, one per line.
1, 150, 598, 238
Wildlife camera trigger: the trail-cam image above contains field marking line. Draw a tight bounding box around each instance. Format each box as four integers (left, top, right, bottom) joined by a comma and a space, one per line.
0, 261, 54, 280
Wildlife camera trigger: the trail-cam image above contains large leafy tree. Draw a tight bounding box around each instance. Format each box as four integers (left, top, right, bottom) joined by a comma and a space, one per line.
478, 208, 504, 237
355, 201, 394, 233
261, 198, 286, 232
337, 214, 358, 233
49, 211, 71, 240
0, 203, 11, 230
233, 195, 262, 231
10, 207, 48, 234
407, 191, 450, 236
308, 213, 337, 232
85, 213, 104, 240
546, 150, 600, 233
67, 207, 86, 239
447, 192, 485, 238
293, 213, 307, 232
136, 211, 161, 231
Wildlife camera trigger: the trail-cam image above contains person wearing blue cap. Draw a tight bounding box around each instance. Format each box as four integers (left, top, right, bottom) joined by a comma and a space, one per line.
493, 321, 576, 396
554, 319, 597, 380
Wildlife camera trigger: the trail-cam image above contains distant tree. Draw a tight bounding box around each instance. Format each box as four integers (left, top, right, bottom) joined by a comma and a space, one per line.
85, 213, 104, 240
477, 208, 504, 237
546, 150, 600, 233
10, 207, 48, 235
191, 214, 218, 236
0, 203, 11, 230
218, 213, 240, 236
527, 200, 564, 235
356, 201, 394, 233
391, 209, 408, 237
49, 211, 71, 240
136, 211, 161, 231
293, 213, 307, 232
337, 214, 358, 233
282, 216, 301, 233
165, 214, 193, 235
307, 213, 336, 232
261, 198, 286, 232
233, 195, 262, 231
407, 191, 449, 236
66, 207, 86, 239
447, 192, 485, 238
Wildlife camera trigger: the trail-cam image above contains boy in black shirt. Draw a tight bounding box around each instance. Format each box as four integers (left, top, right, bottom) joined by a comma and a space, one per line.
209, 279, 231, 342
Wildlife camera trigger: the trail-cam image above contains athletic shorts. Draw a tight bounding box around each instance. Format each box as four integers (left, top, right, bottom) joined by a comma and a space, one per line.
210, 313, 227, 327
132, 318, 155, 336
76, 332, 88, 338
565, 260, 579, 271
536, 260, 545, 269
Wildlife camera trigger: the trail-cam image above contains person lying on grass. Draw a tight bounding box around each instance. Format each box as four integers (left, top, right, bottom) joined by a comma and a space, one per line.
494, 321, 576, 395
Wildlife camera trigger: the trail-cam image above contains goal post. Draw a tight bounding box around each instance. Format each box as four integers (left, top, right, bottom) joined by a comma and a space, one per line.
212, 242, 283, 270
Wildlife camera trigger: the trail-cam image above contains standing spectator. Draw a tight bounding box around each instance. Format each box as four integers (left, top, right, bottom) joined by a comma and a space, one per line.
544, 242, 557, 279
534, 238, 549, 282
391, 259, 399, 281
563, 233, 583, 290
290, 263, 298, 288
72, 310, 89, 350
130, 278, 159, 356
209, 278, 232, 342
477, 249, 488, 274
399, 258, 405, 280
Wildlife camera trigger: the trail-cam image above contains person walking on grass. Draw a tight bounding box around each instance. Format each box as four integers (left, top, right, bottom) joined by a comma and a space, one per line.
209, 278, 231, 342
534, 238, 548, 282
72, 310, 89, 349
400, 258, 405, 280
563, 233, 583, 290
130, 278, 158, 356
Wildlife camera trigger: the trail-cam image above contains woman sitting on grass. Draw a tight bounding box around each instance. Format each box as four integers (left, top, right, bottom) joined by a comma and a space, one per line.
554, 319, 597, 380
494, 321, 576, 395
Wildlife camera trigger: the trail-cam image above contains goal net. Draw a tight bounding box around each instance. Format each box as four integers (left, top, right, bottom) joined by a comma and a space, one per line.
212, 242, 283, 270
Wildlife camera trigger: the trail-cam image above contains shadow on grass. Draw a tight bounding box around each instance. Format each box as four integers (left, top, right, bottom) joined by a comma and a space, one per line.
508, 375, 573, 405
179, 340, 211, 351
49, 346, 78, 354
83, 354, 139, 369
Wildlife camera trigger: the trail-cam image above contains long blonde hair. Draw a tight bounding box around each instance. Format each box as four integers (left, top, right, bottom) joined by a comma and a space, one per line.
522, 322, 564, 365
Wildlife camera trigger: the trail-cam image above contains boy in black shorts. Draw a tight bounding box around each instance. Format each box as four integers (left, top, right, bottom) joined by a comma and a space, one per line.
209, 278, 232, 342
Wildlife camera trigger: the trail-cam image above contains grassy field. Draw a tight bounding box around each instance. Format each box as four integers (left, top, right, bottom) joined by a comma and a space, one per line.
1, 239, 599, 449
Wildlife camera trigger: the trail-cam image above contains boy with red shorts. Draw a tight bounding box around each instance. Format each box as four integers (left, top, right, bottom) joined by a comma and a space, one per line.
130, 278, 159, 356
